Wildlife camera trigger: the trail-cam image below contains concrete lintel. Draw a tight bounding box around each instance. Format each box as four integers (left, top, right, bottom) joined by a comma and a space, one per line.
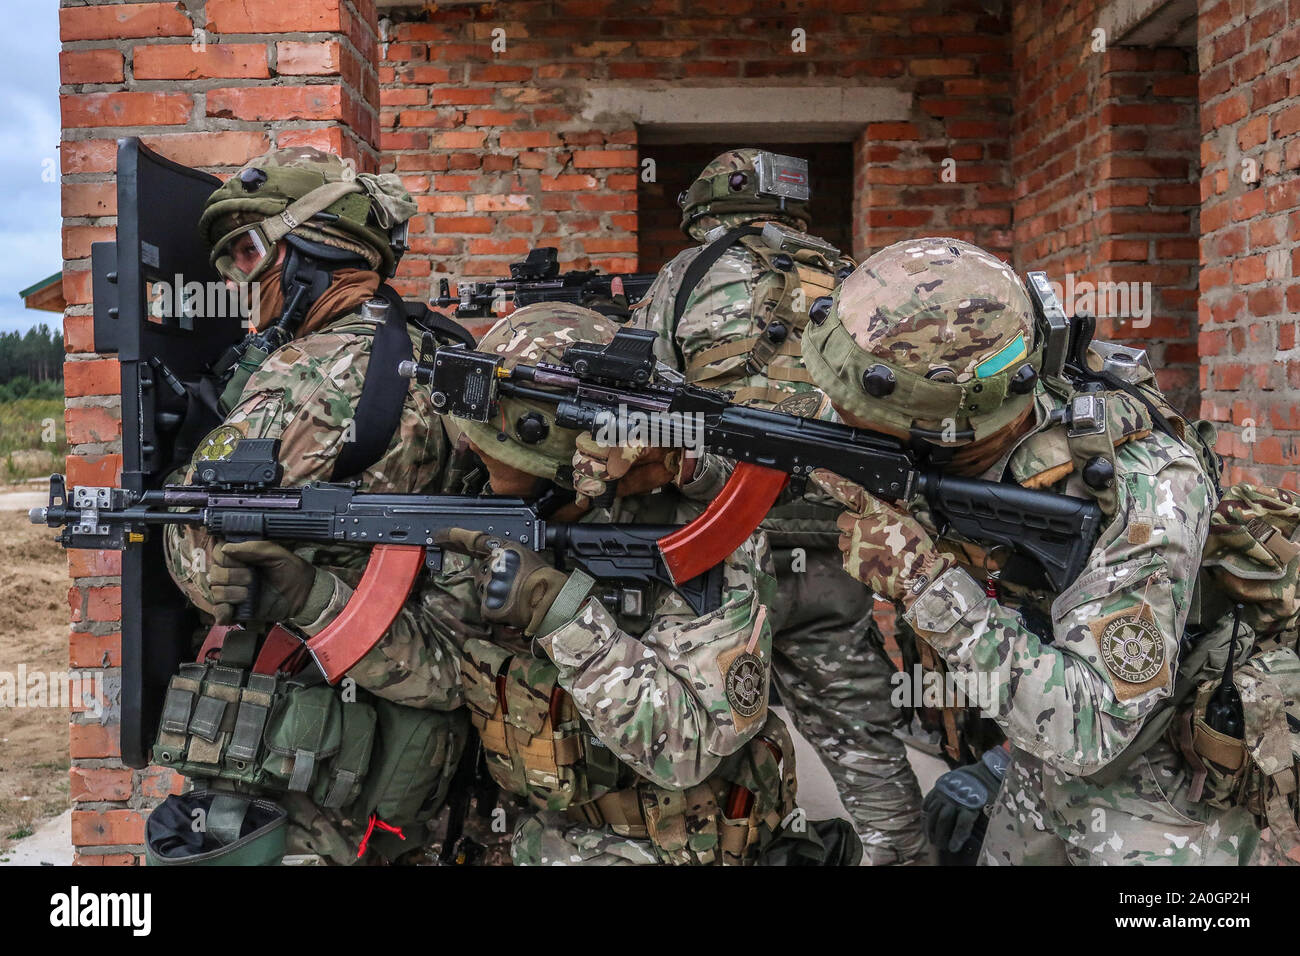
1100, 0, 1198, 48
580, 85, 912, 140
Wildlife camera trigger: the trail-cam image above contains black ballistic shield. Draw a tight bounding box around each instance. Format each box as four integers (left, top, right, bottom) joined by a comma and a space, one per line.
90, 138, 243, 767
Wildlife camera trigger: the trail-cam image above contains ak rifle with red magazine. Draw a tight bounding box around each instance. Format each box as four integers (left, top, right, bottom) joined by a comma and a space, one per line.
30, 436, 723, 683
400, 326, 1104, 593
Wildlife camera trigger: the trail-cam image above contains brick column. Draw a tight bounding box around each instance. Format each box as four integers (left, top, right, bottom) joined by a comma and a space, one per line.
59, 0, 381, 865
1011, 1, 1202, 416
851, 12, 1015, 260
1196, 0, 1300, 490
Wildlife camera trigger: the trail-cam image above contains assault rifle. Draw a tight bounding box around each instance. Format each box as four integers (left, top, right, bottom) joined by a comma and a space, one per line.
400, 327, 1105, 593
434, 246, 656, 320
31, 437, 723, 683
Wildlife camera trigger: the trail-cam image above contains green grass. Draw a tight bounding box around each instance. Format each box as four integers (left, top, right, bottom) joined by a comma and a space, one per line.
6, 828, 33, 841
0, 398, 67, 482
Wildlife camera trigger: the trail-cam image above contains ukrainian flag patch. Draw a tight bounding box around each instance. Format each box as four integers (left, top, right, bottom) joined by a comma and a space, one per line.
975, 332, 1027, 379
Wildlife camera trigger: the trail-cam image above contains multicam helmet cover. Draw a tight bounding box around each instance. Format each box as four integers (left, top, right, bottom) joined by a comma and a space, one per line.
453, 302, 618, 480
678, 148, 813, 241
801, 238, 1041, 445
198, 147, 417, 282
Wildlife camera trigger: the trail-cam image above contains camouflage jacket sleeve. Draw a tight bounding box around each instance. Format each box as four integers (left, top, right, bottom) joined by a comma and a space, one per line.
535, 532, 778, 791
631, 248, 690, 372
162, 319, 458, 707
631, 247, 774, 502
903, 432, 1212, 776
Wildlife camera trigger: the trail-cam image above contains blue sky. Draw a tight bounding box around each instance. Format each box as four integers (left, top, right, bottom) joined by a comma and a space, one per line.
0, 3, 61, 335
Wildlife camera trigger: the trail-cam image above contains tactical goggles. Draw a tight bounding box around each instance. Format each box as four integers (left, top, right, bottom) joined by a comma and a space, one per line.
212, 221, 279, 283
210, 178, 368, 283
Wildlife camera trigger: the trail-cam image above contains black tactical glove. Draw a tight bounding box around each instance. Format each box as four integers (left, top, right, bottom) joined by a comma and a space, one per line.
209, 540, 317, 625
922, 746, 1009, 855
435, 528, 579, 635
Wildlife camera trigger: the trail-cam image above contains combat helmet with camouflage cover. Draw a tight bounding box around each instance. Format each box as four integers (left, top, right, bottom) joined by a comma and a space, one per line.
198, 146, 417, 281
678, 148, 812, 241
801, 238, 1041, 446
452, 302, 618, 480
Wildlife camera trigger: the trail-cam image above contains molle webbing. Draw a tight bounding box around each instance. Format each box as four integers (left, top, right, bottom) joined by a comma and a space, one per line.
686, 337, 809, 386
675, 223, 840, 396
462, 646, 624, 808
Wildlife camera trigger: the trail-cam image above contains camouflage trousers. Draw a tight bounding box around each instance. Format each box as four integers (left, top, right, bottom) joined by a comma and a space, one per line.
512, 812, 659, 865
769, 546, 927, 865
980, 743, 1263, 865
281, 794, 417, 865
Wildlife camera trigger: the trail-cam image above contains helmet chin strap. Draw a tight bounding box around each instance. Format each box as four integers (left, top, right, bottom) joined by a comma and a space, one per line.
213, 234, 370, 386
257, 235, 369, 354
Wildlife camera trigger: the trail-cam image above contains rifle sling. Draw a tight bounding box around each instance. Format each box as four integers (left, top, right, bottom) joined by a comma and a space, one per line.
329, 284, 414, 483
672, 225, 762, 326
410, 301, 477, 349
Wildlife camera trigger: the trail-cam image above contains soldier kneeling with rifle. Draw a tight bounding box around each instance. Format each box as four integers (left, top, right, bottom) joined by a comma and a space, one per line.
410, 303, 857, 865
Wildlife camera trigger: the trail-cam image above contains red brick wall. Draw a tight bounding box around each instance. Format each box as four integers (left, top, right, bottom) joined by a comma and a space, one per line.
59, 0, 381, 864
636, 140, 855, 274
379, 0, 1015, 308
1196, 0, 1300, 491
1011, 1, 1201, 416
56, 0, 1300, 866
852, 15, 1014, 259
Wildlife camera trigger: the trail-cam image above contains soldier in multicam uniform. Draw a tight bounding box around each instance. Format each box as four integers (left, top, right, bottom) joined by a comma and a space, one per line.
579, 148, 928, 864
418, 303, 830, 865
160, 147, 469, 864
800, 236, 1267, 864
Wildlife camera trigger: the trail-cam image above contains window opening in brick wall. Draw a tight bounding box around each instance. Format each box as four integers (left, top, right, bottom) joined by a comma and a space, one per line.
636, 139, 855, 274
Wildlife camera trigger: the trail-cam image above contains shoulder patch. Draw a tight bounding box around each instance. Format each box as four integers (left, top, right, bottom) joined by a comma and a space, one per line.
715, 603, 769, 732
1091, 603, 1169, 701
724, 651, 766, 718
772, 390, 827, 419
194, 424, 245, 462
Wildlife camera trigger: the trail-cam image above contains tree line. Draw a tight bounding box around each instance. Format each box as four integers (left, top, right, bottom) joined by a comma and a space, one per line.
0, 324, 64, 402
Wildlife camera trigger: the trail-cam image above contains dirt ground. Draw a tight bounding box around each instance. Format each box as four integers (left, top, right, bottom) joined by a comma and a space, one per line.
0, 497, 71, 855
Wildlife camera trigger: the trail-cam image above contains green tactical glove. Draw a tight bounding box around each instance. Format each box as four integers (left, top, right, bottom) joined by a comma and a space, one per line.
810, 468, 955, 607
210, 540, 318, 626
435, 528, 591, 636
